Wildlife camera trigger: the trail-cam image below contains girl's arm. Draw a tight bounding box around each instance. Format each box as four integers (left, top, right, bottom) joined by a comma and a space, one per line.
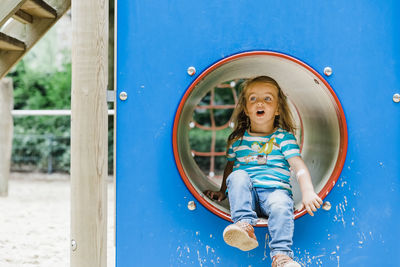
288, 156, 323, 216
204, 161, 234, 202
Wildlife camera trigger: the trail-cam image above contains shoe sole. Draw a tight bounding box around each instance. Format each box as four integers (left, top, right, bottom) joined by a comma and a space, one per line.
223, 225, 259, 251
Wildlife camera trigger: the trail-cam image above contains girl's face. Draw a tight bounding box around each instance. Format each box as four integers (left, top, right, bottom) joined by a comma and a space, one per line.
244, 82, 280, 133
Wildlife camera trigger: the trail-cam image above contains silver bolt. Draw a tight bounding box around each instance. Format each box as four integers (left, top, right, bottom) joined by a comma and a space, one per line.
187, 66, 196, 76
119, 91, 128, 101
393, 93, 400, 103
187, 200, 196, 211
71, 239, 77, 251
322, 201, 332, 211
324, 67, 333, 77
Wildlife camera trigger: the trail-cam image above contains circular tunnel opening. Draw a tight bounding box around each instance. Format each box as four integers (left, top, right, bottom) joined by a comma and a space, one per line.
173, 51, 347, 226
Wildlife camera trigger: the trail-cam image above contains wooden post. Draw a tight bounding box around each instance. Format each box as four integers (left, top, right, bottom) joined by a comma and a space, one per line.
0, 78, 13, 197
71, 0, 108, 266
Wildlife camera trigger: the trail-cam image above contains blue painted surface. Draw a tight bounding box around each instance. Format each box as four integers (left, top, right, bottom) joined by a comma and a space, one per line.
116, 1, 400, 266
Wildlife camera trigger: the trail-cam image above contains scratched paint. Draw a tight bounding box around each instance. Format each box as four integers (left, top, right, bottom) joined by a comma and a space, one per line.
262, 233, 270, 261
172, 231, 220, 266
294, 245, 341, 267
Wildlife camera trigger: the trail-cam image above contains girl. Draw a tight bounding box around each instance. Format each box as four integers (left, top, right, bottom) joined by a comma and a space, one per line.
204, 76, 322, 267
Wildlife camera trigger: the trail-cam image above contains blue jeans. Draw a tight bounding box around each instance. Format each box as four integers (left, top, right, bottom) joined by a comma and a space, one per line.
226, 170, 295, 258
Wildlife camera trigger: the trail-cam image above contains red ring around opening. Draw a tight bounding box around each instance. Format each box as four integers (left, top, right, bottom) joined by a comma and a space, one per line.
173, 51, 348, 226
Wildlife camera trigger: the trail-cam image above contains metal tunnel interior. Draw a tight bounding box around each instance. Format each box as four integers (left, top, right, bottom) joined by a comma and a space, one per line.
176, 53, 346, 223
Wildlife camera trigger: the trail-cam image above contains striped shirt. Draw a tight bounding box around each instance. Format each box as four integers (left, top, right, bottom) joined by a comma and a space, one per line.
227, 128, 300, 193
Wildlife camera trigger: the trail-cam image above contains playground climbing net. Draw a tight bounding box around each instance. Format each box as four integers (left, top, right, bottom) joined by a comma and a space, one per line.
189, 79, 244, 187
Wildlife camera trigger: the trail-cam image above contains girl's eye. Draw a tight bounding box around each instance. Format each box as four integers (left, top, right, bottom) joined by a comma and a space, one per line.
264, 96, 272, 101
249, 96, 257, 102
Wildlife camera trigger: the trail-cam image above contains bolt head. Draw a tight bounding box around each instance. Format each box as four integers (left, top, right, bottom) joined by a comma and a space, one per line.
187, 201, 196, 211
324, 67, 333, 77
71, 239, 77, 251
187, 66, 196, 76
119, 91, 128, 101
322, 201, 332, 211
393, 93, 400, 103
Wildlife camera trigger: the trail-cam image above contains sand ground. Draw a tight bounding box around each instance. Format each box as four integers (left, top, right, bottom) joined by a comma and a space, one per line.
0, 172, 115, 267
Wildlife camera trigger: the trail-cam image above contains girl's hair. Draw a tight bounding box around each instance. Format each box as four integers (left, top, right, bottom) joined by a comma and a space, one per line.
226, 76, 296, 151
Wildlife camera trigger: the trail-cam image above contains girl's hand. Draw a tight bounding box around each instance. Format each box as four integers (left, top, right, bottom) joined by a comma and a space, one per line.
288, 156, 323, 217
204, 190, 226, 202
301, 190, 323, 216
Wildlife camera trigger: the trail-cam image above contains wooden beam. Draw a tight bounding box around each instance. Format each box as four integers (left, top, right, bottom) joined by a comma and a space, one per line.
71, 0, 108, 266
0, 78, 14, 197
20, 0, 57, 19
13, 10, 34, 24
0, 0, 28, 27
0, 32, 26, 51
0, 0, 71, 79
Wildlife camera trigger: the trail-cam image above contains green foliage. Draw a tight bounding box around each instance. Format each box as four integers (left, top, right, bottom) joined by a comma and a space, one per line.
189, 127, 232, 175
189, 127, 231, 153
8, 59, 114, 174
10, 59, 72, 110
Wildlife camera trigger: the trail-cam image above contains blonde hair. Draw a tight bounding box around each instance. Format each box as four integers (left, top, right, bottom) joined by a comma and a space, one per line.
227, 76, 296, 151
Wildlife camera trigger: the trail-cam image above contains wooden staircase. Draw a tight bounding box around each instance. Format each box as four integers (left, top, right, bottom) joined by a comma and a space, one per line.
0, 0, 71, 79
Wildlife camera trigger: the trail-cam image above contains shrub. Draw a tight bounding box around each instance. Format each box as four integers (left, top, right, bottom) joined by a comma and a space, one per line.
8, 59, 114, 174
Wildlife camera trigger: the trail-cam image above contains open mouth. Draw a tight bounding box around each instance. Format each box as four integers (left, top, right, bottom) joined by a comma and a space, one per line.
256, 110, 265, 116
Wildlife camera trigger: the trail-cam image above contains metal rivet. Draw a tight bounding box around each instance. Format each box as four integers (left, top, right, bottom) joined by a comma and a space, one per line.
324, 67, 333, 77
71, 239, 77, 251
187, 66, 196, 76
393, 93, 400, 103
187, 200, 196, 211
322, 201, 332, 211
119, 91, 128, 101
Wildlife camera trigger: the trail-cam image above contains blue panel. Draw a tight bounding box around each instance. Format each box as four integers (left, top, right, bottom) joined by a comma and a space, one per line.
116, 1, 400, 266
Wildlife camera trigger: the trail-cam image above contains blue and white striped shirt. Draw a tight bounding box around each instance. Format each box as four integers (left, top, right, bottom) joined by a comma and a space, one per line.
227, 128, 300, 193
